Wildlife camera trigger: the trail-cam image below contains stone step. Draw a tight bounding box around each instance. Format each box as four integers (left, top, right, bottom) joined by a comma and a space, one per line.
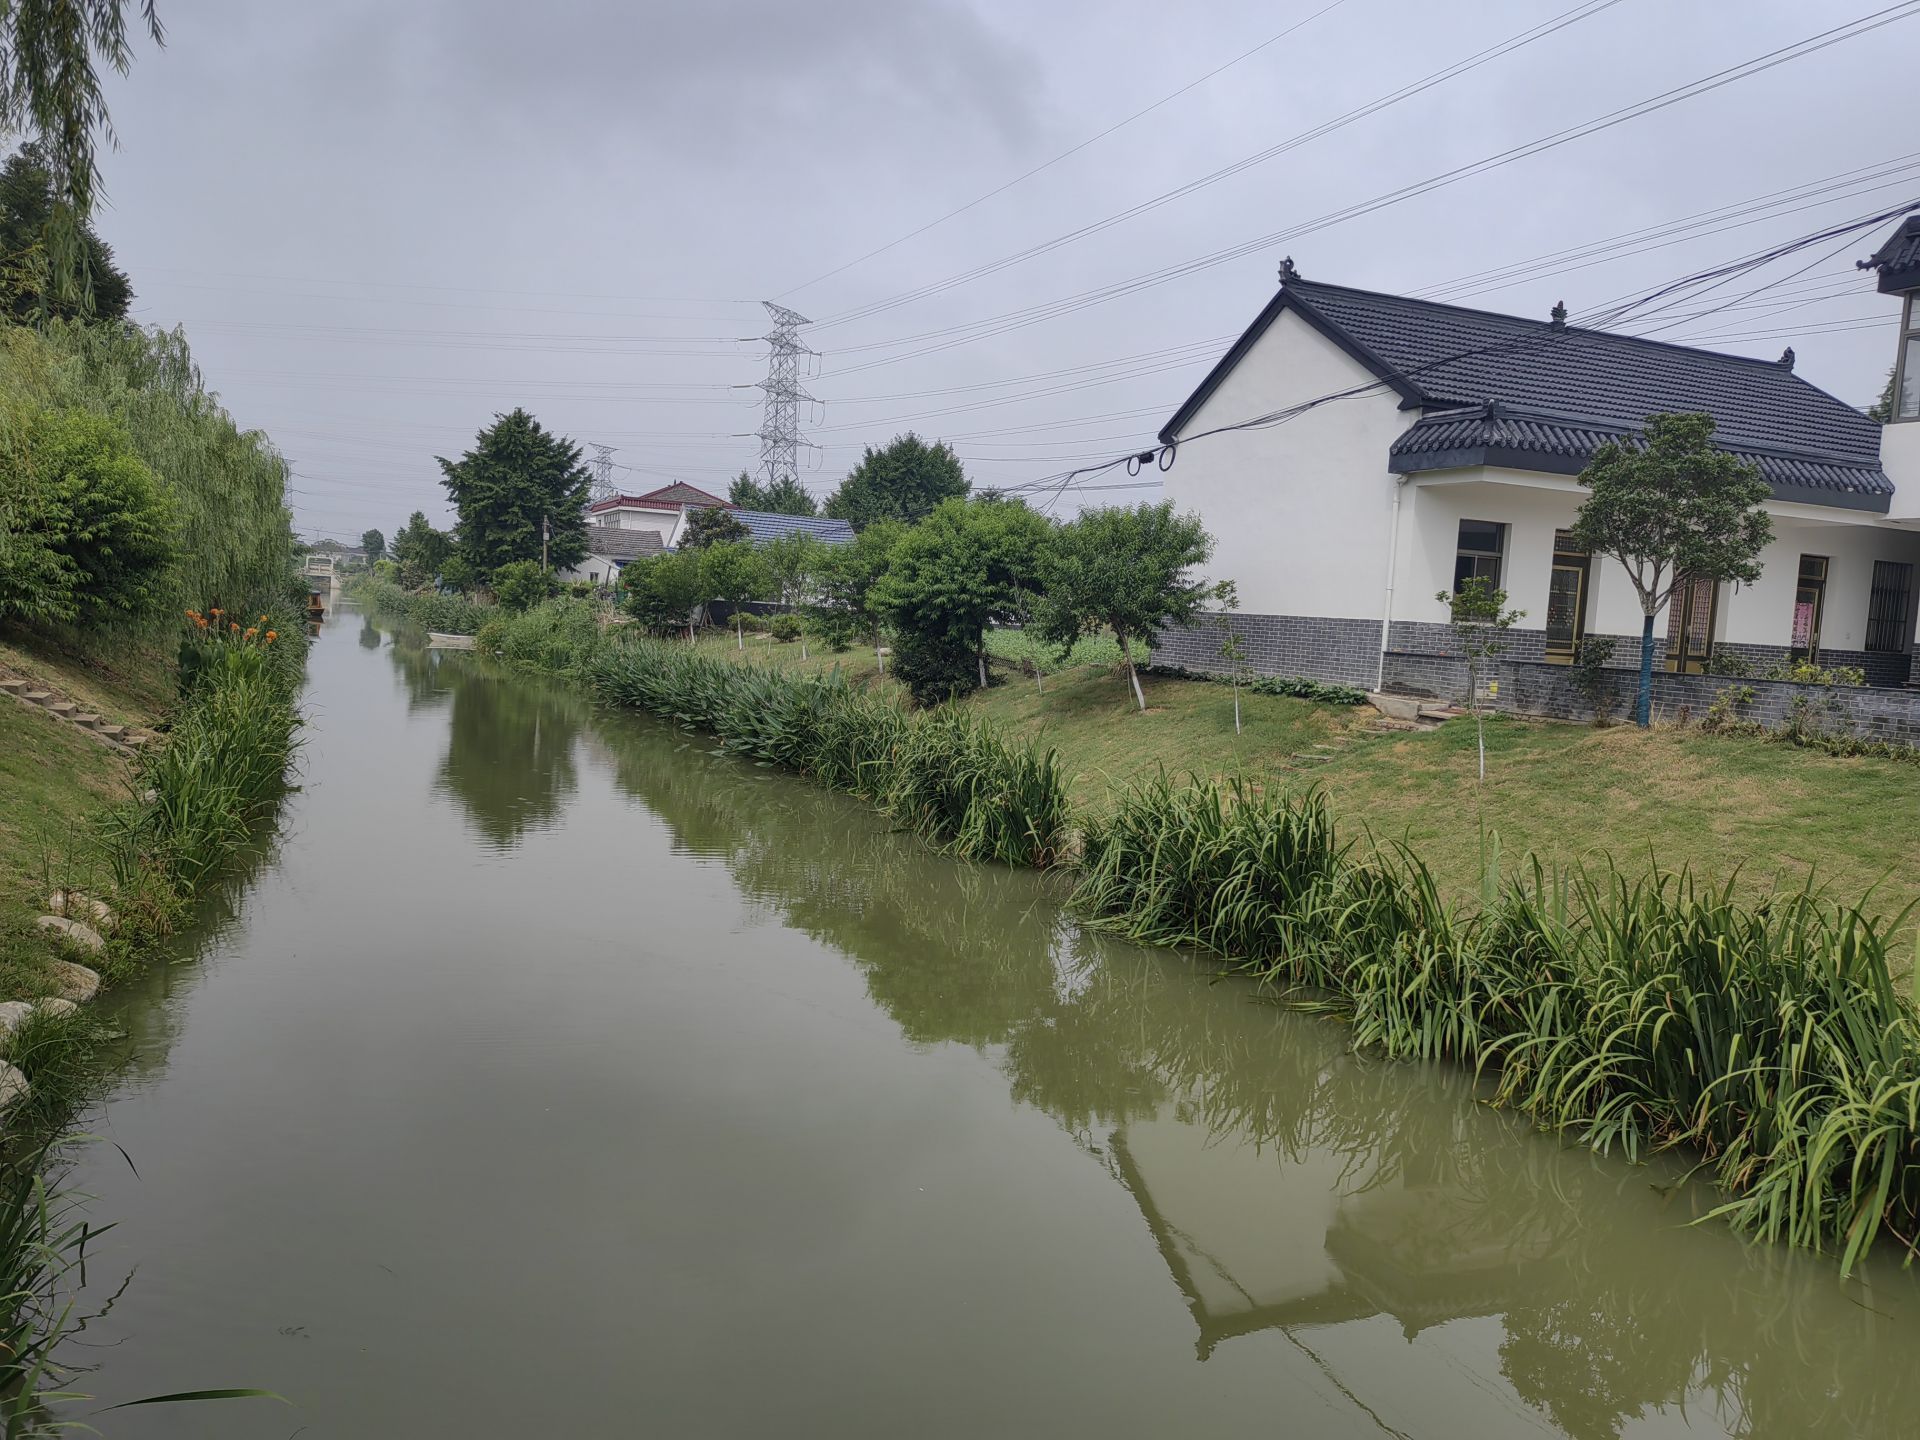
94, 724, 126, 740
72, 712, 102, 728
47, 700, 75, 717
22, 690, 51, 705
1289, 752, 1333, 766
0, 677, 26, 694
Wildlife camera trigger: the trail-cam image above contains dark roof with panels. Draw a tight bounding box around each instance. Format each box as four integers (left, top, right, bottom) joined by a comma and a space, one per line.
1161, 275, 1891, 510
733, 510, 856, 545
1861, 213, 1920, 294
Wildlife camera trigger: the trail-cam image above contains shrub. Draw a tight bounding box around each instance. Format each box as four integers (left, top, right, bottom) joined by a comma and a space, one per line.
478, 597, 606, 674
769, 613, 804, 642
890, 629, 978, 707
351, 576, 492, 635
0, 406, 174, 627
584, 638, 1066, 866
491, 559, 559, 613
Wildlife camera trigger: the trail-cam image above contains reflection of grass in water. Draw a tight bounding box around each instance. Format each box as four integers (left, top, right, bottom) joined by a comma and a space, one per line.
586, 691, 1920, 1438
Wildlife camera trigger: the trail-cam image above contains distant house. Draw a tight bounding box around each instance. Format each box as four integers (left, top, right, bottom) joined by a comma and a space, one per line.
1150, 227, 1920, 727
585, 481, 854, 551
556, 527, 664, 588
587, 482, 732, 548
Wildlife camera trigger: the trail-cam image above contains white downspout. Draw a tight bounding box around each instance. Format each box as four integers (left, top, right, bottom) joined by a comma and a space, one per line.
1376, 475, 1409, 693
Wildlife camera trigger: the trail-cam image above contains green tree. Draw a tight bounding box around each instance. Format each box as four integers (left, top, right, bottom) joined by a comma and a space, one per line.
1570, 413, 1771, 728
762, 530, 828, 658
0, 142, 132, 323
390, 510, 452, 588
871, 496, 1053, 704
824, 433, 968, 531
437, 408, 591, 575
492, 558, 559, 613
1035, 501, 1217, 712
0, 3, 162, 307
760, 474, 817, 516
621, 549, 704, 641
727, 471, 768, 509
1868, 367, 1897, 424
700, 540, 771, 649
813, 519, 902, 660
0, 406, 172, 625
680, 505, 749, 549
360, 528, 385, 564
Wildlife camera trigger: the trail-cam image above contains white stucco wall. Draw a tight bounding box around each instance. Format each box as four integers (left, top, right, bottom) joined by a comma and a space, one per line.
1397, 469, 1920, 650
598, 508, 679, 544
1163, 308, 1411, 620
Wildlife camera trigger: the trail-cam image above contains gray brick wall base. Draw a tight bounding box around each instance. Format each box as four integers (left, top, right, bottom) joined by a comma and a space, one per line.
1151, 613, 1381, 688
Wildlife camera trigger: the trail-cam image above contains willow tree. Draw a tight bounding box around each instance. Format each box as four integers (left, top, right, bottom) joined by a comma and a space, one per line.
0, 1, 165, 305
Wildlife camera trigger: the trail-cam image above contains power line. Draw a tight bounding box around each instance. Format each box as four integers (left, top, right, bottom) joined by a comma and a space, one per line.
811, 0, 1628, 331
773, 0, 1358, 300
805, 3, 1920, 374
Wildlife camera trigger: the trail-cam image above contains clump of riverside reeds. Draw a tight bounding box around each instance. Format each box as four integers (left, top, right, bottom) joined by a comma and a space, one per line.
100, 606, 305, 899
351, 577, 492, 636
587, 637, 1066, 867
1074, 776, 1920, 1272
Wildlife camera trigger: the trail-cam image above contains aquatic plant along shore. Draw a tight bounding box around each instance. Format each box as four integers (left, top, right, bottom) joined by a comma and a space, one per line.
475, 598, 1920, 1273
1073, 774, 1920, 1274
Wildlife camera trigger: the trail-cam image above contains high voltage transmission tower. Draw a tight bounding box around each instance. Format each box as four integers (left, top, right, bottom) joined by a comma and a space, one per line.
756, 302, 817, 488
587, 443, 616, 506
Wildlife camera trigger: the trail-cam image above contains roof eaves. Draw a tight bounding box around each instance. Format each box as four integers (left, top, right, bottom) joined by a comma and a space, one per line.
1157, 285, 1427, 446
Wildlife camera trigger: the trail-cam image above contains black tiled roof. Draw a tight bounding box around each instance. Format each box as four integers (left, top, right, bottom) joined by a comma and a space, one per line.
584, 527, 665, 562
1861, 214, 1920, 294
1160, 277, 1892, 508
1390, 403, 1891, 510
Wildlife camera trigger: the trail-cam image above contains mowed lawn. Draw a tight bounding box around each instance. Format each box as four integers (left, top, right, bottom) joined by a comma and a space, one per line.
692, 630, 1920, 915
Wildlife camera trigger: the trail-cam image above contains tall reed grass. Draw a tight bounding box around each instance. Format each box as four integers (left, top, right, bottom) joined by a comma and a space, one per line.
587, 635, 1067, 867
351, 577, 492, 636
1074, 776, 1920, 1271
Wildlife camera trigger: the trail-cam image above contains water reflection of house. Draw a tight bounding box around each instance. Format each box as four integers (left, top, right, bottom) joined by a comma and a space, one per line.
1110, 1110, 1553, 1359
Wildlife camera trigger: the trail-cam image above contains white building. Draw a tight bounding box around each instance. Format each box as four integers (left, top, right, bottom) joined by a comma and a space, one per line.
586, 481, 731, 548
1151, 223, 1920, 729
554, 526, 663, 589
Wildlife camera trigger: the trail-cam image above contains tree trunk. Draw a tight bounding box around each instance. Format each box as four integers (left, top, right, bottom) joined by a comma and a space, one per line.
978, 650, 988, 690
1635, 610, 1656, 728
1233, 681, 1241, 735
1118, 630, 1146, 712
736, 614, 744, 650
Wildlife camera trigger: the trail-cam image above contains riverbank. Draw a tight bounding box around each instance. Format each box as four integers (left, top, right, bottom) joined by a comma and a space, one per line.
667, 626, 1920, 914
0, 613, 305, 1427
479, 599, 1920, 1272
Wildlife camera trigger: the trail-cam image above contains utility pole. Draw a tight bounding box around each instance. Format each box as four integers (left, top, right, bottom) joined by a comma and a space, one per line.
757, 302, 818, 490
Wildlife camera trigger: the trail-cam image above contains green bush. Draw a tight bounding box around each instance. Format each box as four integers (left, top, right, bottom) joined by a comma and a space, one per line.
352, 576, 493, 635
890, 629, 977, 707
478, 597, 606, 674
769, 613, 804, 642
0, 406, 174, 627
491, 559, 559, 613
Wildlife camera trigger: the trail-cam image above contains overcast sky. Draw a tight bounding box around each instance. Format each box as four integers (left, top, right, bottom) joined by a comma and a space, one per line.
88, 0, 1919, 541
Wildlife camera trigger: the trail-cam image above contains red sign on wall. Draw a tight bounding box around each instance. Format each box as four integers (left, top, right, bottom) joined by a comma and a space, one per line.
1791, 601, 1814, 649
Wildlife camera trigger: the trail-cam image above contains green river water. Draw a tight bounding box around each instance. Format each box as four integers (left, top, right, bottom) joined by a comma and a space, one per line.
54, 606, 1920, 1436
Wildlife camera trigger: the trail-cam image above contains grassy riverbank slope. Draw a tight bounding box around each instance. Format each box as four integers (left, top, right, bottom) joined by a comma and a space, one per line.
682, 630, 1920, 914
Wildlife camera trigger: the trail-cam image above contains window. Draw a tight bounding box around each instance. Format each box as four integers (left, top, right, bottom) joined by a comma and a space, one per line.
1544, 530, 1589, 661
1867, 560, 1913, 653
1453, 519, 1506, 592
1792, 555, 1829, 659
1900, 294, 1920, 422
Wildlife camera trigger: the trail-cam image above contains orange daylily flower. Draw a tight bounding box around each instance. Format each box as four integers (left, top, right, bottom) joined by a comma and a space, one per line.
265, 631, 277, 642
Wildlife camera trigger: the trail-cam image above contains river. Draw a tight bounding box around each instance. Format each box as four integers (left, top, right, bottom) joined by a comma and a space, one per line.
53, 605, 1920, 1437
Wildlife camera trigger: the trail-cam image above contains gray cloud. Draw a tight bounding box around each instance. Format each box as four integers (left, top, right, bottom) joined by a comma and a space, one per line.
86, 0, 1920, 539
